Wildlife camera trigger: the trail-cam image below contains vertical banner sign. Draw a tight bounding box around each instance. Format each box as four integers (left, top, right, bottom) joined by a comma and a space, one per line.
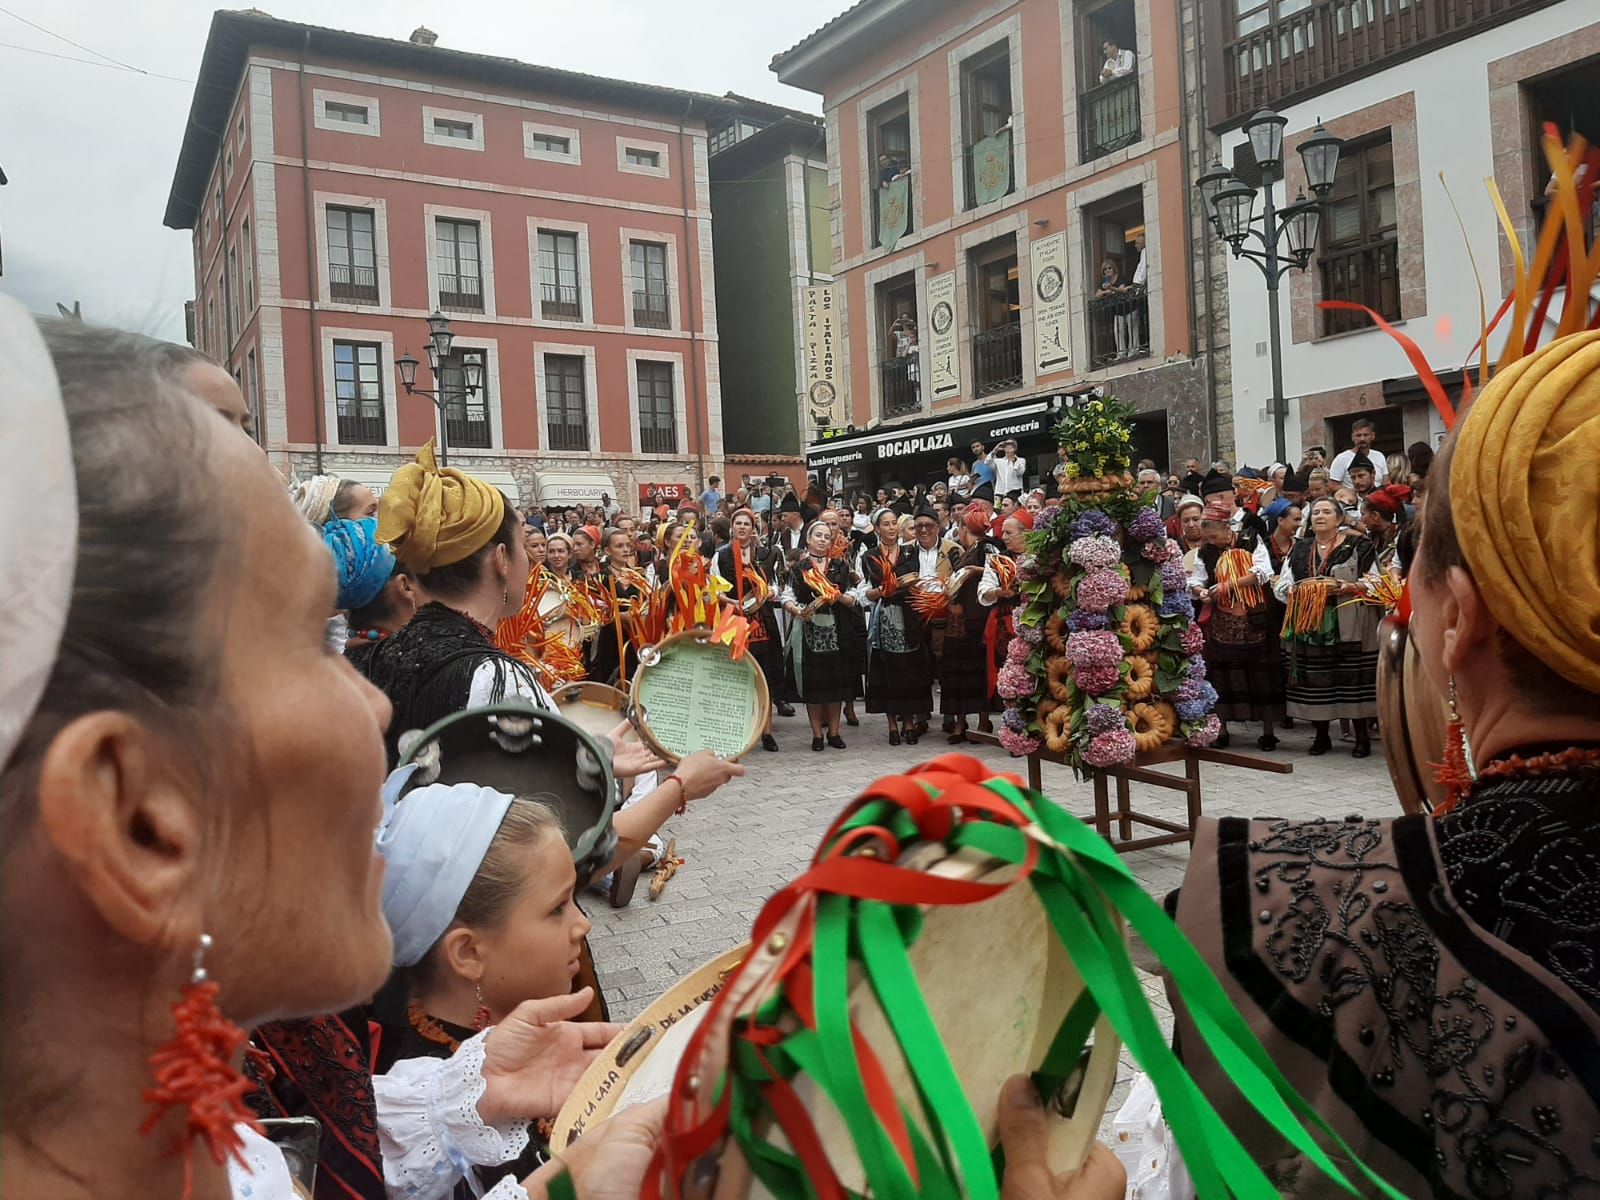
1031, 232, 1072, 376
926, 271, 960, 400
878, 176, 910, 253
803, 284, 844, 430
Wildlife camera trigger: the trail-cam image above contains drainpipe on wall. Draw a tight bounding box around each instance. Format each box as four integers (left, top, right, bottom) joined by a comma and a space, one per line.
298, 30, 325, 474
677, 101, 708, 493
1188, 0, 1223, 459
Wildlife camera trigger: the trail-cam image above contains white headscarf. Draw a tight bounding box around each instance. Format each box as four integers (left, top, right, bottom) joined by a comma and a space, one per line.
290, 474, 342, 526
0, 297, 76, 772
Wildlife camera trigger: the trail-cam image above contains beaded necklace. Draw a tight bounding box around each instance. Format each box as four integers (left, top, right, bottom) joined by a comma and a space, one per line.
1474, 745, 1600, 784
406, 997, 461, 1053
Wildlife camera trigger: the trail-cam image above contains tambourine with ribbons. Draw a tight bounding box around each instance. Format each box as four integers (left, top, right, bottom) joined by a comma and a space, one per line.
394, 702, 618, 883
562, 755, 1406, 1200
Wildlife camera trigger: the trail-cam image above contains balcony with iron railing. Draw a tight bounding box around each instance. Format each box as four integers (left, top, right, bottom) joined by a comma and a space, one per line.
880, 355, 921, 418
972, 322, 1023, 396
1086, 288, 1151, 369
640, 421, 677, 455
445, 402, 491, 449
329, 263, 379, 305
541, 282, 581, 321
547, 418, 589, 452
439, 273, 484, 313
1223, 0, 1548, 124
1079, 74, 1141, 163
336, 404, 385, 445
1318, 239, 1399, 336
633, 289, 671, 329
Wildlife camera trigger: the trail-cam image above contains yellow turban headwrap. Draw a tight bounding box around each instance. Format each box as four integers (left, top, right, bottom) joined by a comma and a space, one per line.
1450, 329, 1600, 693
377, 440, 506, 572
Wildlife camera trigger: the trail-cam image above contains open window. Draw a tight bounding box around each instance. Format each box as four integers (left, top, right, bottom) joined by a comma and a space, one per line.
969, 235, 1022, 395
960, 44, 1014, 210
878, 273, 920, 418
1085, 189, 1150, 368
1524, 58, 1600, 247
869, 95, 913, 248
1077, 0, 1140, 162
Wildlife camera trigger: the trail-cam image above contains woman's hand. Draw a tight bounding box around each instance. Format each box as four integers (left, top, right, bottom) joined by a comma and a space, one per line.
525, 1097, 666, 1200
996, 1076, 1127, 1200
478, 988, 623, 1125
867, 587, 883, 602
672, 750, 746, 803
606, 721, 667, 780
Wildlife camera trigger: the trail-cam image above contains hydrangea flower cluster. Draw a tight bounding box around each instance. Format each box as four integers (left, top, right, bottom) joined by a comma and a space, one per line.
1083, 728, 1137, 767
1005, 635, 1030, 666
1000, 727, 1042, 755
1073, 662, 1121, 696
996, 662, 1035, 700
1017, 620, 1045, 645
1175, 681, 1220, 722
1070, 510, 1117, 540
1068, 608, 1111, 633
1085, 703, 1127, 735
1158, 592, 1195, 619
1076, 570, 1129, 613
1037, 506, 1062, 532
1142, 537, 1179, 564
1184, 714, 1222, 747
1002, 706, 1028, 733
1179, 623, 1206, 656
1160, 558, 1190, 596
1125, 506, 1165, 543
1065, 630, 1123, 669
1067, 534, 1123, 573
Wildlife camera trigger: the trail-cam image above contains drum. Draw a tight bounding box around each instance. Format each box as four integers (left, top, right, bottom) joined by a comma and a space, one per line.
1376, 615, 1448, 815
537, 582, 584, 647
630, 629, 771, 763
551, 680, 629, 741
552, 756, 1123, 1195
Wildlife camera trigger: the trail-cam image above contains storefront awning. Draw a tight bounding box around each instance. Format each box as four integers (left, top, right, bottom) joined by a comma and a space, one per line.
537, 471, 618, 506
804, 399, 1057, 471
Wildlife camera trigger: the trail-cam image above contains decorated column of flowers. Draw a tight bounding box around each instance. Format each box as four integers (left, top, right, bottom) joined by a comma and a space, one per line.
998, 395, 1218, 766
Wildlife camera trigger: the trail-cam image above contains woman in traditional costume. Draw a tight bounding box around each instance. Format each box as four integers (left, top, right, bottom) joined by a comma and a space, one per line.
979, 509, 1031, 711
1173, 328, 1600, 1199
544, 530, 574, 581
1361, 482, 1412, 574
781, 519, 860, 751
712, 508, 783, 752
823, 506, 867, 727
939, 508, 1000, 741
857, 507, 935, 745
0, 310, 679, 1200
1189, 494, 1284, 750
1272, 495, 1379, 757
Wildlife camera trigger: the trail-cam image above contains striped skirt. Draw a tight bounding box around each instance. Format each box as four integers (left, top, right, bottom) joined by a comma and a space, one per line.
1284, 640, 1379, 721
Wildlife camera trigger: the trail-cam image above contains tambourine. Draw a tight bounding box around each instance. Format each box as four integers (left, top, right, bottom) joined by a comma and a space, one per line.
551, 754, 1121, 1192
629, 629, 770, 763
550, 680, 630, 742
394, 703, 617, 883
738, 571, 772, 616
943, 563, 980, 597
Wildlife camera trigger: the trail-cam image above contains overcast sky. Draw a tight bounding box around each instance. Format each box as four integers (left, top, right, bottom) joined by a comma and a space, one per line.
0, 1, 826, 341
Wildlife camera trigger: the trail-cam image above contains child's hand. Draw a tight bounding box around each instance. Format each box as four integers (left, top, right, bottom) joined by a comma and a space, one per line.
478, 987, 624, 1124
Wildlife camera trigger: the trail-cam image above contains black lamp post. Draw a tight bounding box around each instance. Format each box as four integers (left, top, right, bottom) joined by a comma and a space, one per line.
1196, 112, 1343, 464
395, 310, 483, 467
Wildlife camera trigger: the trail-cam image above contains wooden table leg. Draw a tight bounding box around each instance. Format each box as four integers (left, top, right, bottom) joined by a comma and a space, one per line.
1029, 753, 1043, 793
1115, 772, 1133, 841
1093, 770, 1111, 839
1184, 750, 1203, 842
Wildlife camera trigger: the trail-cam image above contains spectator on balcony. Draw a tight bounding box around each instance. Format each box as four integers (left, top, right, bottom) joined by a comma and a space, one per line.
1094, 257, 1138, 362
993, 439, 1027, 497
876, 152, 909, 189
1122, 233, 1148, 355
1099, 38, 1135, 83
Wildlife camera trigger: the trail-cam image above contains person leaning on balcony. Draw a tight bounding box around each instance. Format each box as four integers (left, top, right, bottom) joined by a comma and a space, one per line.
1095, 258, 1136, 361
1120, 233, 1148, 356
1099, 38, 1135, 83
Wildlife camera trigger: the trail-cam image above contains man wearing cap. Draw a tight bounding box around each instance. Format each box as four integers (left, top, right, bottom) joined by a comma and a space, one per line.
770, 491, 806, 566
1327, 418, 1390, 488
1346, 452, 1378, 499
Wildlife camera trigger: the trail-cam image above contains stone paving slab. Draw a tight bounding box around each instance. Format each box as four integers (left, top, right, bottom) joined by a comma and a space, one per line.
585, 707, 1394, 1128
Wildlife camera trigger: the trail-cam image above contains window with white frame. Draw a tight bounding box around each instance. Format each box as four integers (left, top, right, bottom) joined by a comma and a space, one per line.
242, 220, 254, 310
625, 147, 659, 168
326, 101, 369, 126
314, 89, 381, 137
532, 132, 568, 154
629, 240, 670, 329
227, 245, 241, 341
328, 206, 379, 305
436, 218, 484, 312
617, 137, 669, 176
245, 348, 261, 443
636, 360, 677, 454
544, 355, 589, 451
440, 349, 491, 449
424, 107, 484, 150
524, 121, 581, 164
333, 340, 385, 445
537, 230, 582, 321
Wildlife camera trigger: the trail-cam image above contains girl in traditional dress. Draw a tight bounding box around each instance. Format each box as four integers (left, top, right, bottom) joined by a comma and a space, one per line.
939, 508, 999, 741
1261, 497, 1303, 731
822, 506, 866, 726
781, 519, 860, 751
544, 530, 574, 580
857, 507, 936, 745
1272, 495, 1380, 757
979, 510, 1032, 710
1190, 494, 1284, 750
712, 508, 784, 752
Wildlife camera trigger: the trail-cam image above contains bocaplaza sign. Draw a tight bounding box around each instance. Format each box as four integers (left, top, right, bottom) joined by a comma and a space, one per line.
878, 431, 954, 458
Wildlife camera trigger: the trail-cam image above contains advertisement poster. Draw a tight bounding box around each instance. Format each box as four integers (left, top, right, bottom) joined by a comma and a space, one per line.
803, 285, 844, 429
926, 271, 959, 400
1031, 232, 1072, 375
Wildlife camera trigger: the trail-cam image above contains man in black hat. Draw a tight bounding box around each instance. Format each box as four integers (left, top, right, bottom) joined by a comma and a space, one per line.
771, 491, 806, 563
1346, 452, 1378, 500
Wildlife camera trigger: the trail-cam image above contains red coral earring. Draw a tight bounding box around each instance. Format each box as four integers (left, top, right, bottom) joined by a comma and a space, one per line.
140, 933, 260, 1197
1432, 676, 1474, 815
474, 980, 492, 1031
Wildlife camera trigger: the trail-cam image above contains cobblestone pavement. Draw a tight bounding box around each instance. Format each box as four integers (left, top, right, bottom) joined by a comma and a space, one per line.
586, 706, 1393, 1125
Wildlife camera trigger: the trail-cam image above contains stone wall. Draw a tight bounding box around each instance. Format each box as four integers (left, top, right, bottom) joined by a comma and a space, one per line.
1112, 356, 1212, 469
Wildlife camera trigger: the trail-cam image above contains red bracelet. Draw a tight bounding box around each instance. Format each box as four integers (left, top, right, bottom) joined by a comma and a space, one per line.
664, 774, 687, 814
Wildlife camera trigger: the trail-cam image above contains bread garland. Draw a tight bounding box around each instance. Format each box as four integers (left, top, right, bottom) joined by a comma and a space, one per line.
1120, 604, 1160, 654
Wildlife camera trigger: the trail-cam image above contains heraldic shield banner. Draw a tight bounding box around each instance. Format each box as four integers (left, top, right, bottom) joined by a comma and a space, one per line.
971, 127, 1013, 205
878, 175, 910, 252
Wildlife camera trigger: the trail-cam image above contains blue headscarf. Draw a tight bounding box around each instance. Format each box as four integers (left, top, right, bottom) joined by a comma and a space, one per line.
323, 517, 395, 612
376, 764, 514, 967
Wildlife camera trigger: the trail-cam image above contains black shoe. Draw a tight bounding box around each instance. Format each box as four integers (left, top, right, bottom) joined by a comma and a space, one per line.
1257, 735, 1279, 752
761, 733, 779, 752
1309, 735, 1332, 756
915, 719, 929, 736
889, 729, 902, 746
844, 710, 860, 727
1352, 741, 1371, 759
828, 734, 846, 749
777, 701, 796, 716
904, 731, 920, 745
812, 736, 825, 752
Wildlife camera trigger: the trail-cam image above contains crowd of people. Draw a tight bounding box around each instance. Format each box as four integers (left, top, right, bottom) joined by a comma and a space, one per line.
4, 295, 1597, 1200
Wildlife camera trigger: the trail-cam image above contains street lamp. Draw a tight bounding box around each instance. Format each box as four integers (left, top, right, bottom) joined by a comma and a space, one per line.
1196, 110, 1343, 464
394, 311, 481, 467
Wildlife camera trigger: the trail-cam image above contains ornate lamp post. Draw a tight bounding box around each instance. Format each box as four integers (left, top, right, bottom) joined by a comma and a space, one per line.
395, 310, 483, 467
1197, 113, 1343, 464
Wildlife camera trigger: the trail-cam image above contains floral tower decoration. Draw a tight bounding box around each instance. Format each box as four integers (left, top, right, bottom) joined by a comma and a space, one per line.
996, 394, 1218, 764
